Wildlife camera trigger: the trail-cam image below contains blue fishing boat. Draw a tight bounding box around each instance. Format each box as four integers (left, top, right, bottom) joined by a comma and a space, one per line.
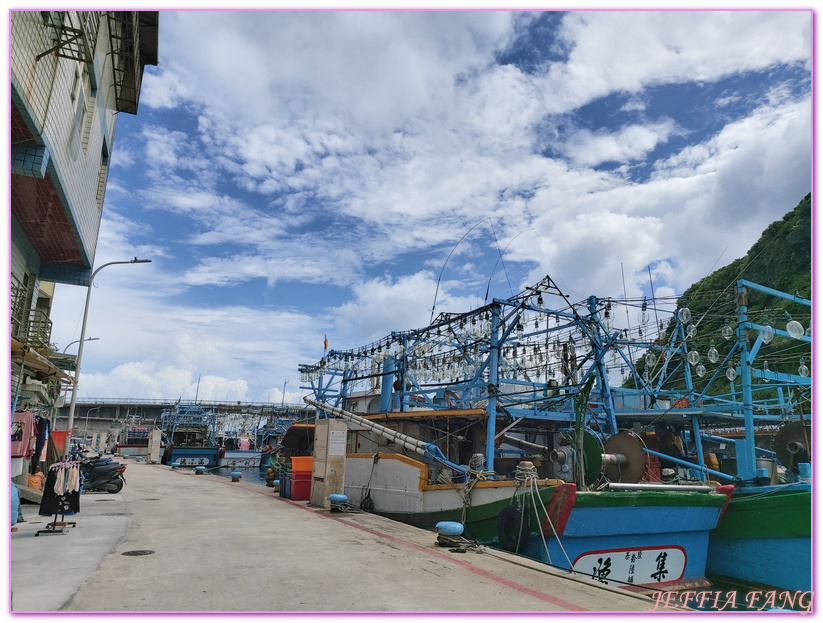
160, 403, 219, 467
299, 276, 745, 592
698, 281, 812, 592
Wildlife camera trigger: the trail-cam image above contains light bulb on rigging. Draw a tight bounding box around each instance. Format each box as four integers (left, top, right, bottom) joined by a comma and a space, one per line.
784, 312, 804, 339
759, 315, 775, 345
638, 298, 649, 324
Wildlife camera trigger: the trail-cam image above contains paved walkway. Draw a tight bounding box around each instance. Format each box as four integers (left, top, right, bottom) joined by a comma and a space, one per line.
10, 460, 659, 613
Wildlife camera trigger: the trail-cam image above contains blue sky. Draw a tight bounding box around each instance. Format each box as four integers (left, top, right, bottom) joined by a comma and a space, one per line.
45, 9, 812, 403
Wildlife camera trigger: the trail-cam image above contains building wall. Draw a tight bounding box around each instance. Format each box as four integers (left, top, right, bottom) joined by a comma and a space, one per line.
10, 11, 158, 411
11, 11, 119, 266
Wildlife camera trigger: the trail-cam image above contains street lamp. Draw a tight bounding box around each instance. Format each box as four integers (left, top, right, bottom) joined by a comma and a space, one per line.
63, 337, 100, 353
83, 405, 103, 440
64, 258, 151, 458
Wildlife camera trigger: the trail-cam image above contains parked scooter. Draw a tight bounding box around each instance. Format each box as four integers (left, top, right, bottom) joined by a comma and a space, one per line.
78, 453, 127, 493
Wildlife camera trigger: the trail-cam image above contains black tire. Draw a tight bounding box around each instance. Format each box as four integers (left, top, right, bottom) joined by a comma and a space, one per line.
106, 479, 124, 494
497, 505, 530, 552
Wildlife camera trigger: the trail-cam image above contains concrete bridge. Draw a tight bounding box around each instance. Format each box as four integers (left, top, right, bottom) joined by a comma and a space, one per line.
55, 398, 314, 443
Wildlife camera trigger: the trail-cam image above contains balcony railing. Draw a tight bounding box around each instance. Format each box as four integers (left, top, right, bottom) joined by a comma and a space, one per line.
11, 284, 53, 350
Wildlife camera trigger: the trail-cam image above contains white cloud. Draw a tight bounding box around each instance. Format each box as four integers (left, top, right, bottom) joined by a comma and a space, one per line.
620, 96, 647, 113
562, 119, 679, 167
130, 10, 811, 298
46, 11, 811, 401
330, 272, 484, 345
540, 11, 811, 114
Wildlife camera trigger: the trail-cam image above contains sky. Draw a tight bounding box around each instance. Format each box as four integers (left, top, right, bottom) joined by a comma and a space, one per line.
40, 9, 812, 405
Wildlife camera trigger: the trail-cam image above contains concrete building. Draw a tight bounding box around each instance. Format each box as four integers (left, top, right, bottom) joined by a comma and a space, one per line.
10, 11, 158, 413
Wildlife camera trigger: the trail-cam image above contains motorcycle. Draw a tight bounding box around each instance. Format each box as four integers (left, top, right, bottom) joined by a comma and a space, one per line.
79, 453, 127, 493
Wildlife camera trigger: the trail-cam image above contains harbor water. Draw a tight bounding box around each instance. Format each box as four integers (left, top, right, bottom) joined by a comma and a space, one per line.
214, 465, 270, 486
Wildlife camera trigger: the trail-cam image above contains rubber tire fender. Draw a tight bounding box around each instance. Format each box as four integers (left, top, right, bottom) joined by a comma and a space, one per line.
360, 494, 375, 513
497, 505, 530, 553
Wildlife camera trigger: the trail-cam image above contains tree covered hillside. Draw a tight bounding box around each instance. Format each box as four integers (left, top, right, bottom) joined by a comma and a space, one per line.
630, 193, 811, 391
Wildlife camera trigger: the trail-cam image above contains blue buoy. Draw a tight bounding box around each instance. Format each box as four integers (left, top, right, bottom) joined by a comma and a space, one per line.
329, 493, 348, 504
170, 462, 181, 468
273, 480, 280, 486
195, 466, 206, 474
435, 521, 464, 536
231, 471, 242, 482
799, 462, 811, 479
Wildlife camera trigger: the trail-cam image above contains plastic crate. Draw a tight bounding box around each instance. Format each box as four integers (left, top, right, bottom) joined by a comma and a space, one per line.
290, 479, 311, 501
291, 470, 312, 482
291, 456, 313, 472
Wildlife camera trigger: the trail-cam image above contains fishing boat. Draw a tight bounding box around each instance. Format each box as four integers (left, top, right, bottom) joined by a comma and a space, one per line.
297, 276, 744, 591
114, 418, 161, 458
217, 434, 262, 468
706, 482, 810, 592
697, 281, 812, 592
301, 400, 561, 540
604, 279, 811, 593
160, 403, 220, 467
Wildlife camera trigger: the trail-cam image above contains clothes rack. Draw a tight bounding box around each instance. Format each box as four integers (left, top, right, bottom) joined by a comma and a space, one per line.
36, 461, 81, 536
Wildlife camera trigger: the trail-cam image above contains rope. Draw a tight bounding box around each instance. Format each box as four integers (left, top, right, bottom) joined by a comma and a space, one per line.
435, 533, 486, 553
734, 481, 810, 501
516, 463, 574, 571
330, 501, 364, 513
528, 478, 574, 571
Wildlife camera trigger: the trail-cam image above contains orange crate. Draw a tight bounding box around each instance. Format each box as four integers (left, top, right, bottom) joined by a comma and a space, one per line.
291, 456, 313, 472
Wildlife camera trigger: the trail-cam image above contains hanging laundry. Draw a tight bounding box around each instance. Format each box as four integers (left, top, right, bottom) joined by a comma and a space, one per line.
11, 411, 35, 458
39, 462, 80, 517
31, 416, 50, 473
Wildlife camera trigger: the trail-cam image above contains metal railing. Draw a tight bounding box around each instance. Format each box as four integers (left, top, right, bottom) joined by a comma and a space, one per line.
75, 398, 311, 410
11, 284, 52, 350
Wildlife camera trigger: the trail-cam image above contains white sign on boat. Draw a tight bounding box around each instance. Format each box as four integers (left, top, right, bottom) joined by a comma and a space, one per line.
572, 546, 686, 586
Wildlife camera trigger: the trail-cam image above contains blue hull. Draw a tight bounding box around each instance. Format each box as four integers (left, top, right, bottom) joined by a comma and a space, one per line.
706, 536, 810, 592
522, 503, 723, 590
707, 484, 811, 592
169, 447, 219, 467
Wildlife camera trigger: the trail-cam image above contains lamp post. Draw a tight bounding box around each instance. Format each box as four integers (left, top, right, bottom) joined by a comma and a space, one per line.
83, 405, 103, 441
63, 336, 99, 353
64, 258, 151, 458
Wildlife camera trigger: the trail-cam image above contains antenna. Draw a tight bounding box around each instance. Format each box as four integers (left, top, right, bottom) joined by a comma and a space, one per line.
647, 265, 661, 339
484, 229, 533, 303
429, 218, 490, 324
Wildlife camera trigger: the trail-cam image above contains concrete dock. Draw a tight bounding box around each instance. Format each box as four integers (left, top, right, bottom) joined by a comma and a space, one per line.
10, 460, 660, 613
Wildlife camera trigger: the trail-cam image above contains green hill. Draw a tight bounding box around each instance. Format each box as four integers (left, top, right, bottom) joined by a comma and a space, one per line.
630, 193, 811, 390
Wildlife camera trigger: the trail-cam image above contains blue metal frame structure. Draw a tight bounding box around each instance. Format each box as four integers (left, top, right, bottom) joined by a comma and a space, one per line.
299, 277, 810, 485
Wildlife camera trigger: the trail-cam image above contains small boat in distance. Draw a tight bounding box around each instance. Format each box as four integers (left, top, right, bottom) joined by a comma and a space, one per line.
160, 403, 219, 467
